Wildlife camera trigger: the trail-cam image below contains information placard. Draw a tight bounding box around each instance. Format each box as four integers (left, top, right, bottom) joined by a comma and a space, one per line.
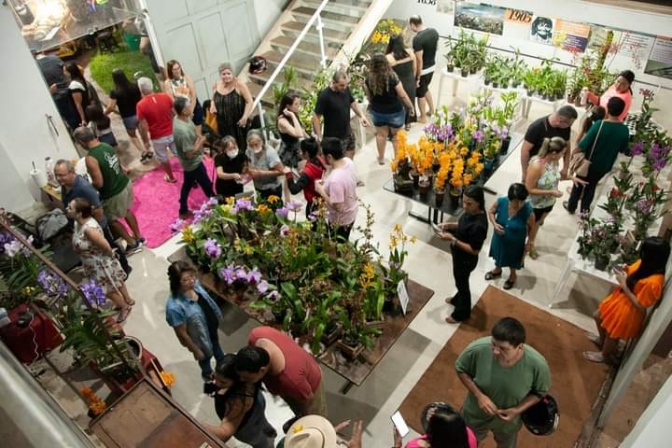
398, 280, 410, 316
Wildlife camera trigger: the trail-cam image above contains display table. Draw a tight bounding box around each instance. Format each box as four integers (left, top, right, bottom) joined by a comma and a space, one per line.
197, 271, 434, 392
521, 95, 565, 118
549, 156, 671, 308
436, 68, 474, 100
384, 133, 523, 224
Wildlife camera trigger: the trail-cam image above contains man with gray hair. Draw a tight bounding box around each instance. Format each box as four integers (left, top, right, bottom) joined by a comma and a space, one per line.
54, 159, 132, 275
136, 77, 177, 183
173, 97, 213, 219
520, 105, 578, 181
75, 127, 144, 255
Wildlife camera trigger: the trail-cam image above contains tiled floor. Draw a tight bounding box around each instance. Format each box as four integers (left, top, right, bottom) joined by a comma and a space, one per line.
27, 74, 636, 447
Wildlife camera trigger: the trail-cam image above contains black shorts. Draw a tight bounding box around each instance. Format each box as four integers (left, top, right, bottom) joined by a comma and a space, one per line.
417, 72, 434, 98
533, 205, 554, 223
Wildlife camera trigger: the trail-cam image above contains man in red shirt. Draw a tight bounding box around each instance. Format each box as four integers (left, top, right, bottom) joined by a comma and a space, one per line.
136, 77, 177, 182
237, 326, 327, 418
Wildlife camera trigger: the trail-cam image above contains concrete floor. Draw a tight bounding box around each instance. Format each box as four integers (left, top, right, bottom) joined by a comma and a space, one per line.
27, 69, 666, 447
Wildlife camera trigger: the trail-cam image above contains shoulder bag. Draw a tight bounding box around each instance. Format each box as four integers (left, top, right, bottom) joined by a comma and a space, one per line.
569, 121, 604, 177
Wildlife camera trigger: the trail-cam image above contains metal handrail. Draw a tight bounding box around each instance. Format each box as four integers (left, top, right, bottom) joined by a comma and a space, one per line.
252, 0, 331, 132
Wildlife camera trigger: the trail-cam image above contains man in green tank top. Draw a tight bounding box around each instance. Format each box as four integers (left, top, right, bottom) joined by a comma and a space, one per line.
456, 317, 551, 448
75, 127, 144, 254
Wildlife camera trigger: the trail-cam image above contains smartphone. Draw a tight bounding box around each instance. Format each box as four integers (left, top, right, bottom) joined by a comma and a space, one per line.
431, 223, 444, 234
391, 410, 410, 438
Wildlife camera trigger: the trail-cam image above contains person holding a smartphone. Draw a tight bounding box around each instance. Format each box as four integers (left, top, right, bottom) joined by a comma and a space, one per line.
393, 405, 477, 448
435, 186, 488, 324
584, 237, 670, 364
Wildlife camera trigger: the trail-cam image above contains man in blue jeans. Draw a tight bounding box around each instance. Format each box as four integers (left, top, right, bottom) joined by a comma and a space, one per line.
173, 97, 214, 219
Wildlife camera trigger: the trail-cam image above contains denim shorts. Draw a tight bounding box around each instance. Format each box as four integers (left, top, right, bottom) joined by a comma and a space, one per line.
369, 108, 405, 129
122, 115, 139, 131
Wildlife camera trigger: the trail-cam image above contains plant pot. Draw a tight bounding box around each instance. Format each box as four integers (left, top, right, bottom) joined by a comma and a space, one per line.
526, 89, 534, 97
336, 339, 365, 361
446, 64, 454, 73
322, 324, 342, 346
492, 82, 499, 88
449, 189, 461, 209
594, 256, 609, 271
500, 136, 511, 155
512, 81, 520, 88
567, 94, 576, 103
418, 181, 431, 197
435, 190, 445, 206
460, 69, 469, 78
484, 157, 496, 172
272, 308, 287, 324
484, 78, 491, 86
394, 175, 414, 193
470, 67, 477, 74
411, 170, 420, 188
432, 162, 440, 173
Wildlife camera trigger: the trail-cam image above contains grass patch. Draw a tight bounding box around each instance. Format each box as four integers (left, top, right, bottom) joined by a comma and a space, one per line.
89, 48, 159, 93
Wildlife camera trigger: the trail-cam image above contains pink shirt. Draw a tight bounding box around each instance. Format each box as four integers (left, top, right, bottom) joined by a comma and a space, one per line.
324, 157, 358, 226
405, 428, 477, 448
599, 86, 632, 122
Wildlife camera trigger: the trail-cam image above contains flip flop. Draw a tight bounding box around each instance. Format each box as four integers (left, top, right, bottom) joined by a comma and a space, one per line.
140, 151, 154, 162
164, 174, 177, 183
585, 332, 602, 347
503, 278, 516, 290
117, 307, 132, 323
126, 299, 136, 306
528, 247, 539, 260
583, 351, 605, 363
485, 270, 502, 281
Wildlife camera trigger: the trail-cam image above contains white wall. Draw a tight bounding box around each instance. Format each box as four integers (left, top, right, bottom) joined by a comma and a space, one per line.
253, 0, 287, 41
0, 7, 78, 213
621, 374, 672, 448
383, 0, 672, 89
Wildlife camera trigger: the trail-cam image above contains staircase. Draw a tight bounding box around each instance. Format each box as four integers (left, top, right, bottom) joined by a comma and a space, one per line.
241, 0, 395, 111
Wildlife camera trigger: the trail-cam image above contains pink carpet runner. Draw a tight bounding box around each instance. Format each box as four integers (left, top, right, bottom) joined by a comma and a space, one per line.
130, 157, 215, 248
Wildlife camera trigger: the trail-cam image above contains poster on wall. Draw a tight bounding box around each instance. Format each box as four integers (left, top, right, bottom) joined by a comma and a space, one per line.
552, 20, 591, 53
436, 0, 455, 15
618, 32, 656, 67
502, 8, 533, 41
644, 36, 672, 80
454, 2, 506, 35
529, 16, 554, 45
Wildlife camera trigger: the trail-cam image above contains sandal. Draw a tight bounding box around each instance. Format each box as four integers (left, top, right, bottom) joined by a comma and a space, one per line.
405, 124, 411, 131
126, 299, 136, 306
117, 307, 132, 323
164, 174, 177, 183
583, 351, 605, 363
140, 151, 154, 162
377, 158, 385, 165
503, 278, 516, 290
485, 270, 502, 281
586, 332, 602, 347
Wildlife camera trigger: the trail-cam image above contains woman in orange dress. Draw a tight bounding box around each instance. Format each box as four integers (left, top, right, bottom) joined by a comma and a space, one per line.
584, 237, 670, 363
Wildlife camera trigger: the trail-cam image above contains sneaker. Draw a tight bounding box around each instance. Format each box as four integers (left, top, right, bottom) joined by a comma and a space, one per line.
125, 240, 143, 256
123, 265, 133, 281
179, 211, 193, 220
562, 201, 575, 215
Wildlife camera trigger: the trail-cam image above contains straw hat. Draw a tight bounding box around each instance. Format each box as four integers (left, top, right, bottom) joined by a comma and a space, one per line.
284, 415, 338, 448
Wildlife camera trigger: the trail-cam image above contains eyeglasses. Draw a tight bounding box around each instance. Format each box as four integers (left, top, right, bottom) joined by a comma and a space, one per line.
181, 275, 195, 283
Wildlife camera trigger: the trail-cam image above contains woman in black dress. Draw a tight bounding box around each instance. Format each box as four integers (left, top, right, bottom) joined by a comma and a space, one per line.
386, 34, 417, 131
105, 69, 147, 157
203, 354, 276, 447
211, 63, 253, 151
436, 186, 489, 324
214, 135, 249, 200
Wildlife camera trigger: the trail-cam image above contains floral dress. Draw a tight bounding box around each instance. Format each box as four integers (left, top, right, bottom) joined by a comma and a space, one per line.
72, 218, 125, 294
529, 156, 561, 211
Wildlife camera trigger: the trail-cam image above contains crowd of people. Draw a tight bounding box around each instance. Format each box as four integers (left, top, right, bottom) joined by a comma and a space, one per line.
34, 12, 669, 448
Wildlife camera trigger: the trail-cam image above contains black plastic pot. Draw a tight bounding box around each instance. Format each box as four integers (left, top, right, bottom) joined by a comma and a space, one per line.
460, 69, 469, 78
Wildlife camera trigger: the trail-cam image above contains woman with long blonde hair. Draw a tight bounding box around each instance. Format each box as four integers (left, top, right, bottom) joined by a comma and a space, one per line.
524, 136, 567, 259
364, 53, 415, 165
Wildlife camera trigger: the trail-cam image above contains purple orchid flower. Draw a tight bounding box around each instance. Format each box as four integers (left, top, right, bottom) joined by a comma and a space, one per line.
80, 279, 106, 307
472, 130, 485, 143
235, 267, 248, 282
247, 267, 262, 284
235, 199, 254, 211
257, 280, 269, 294
266, 290, 280, 302
219, 265, 236, 285
276, 207, 289, 219
170, 218, 187, 234
37, 268, 69, 298
286, 200, 303, 212
630, 141, 644, 157
204, 238, 222, 259
279, 224, 290, 238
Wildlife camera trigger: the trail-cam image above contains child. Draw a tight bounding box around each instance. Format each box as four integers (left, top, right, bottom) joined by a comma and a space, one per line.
86, 104, 118, 147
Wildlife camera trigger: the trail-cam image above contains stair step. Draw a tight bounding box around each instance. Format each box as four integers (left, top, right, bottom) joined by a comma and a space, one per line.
280, 20, 349, 43
291, 6, 361, 26
249, 70, 314, 94
261, 50, 324, 78
302, 0, 372, 15
270, 35, 339, 60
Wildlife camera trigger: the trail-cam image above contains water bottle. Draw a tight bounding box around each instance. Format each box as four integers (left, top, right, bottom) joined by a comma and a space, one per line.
579, 87, 589, 107
45, 157, 57, 186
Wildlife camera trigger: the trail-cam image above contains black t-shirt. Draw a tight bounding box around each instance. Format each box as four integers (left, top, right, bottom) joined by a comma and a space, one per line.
524, 116, 572, 158
196, 292, 219, 335
366, 73, 403, 113
109, 86, 142, 118
413, 28, 440, 70
453, 212, 488, 261
37, 55, 68, 99
314, 87, 354, 138
214, 152, 248, 198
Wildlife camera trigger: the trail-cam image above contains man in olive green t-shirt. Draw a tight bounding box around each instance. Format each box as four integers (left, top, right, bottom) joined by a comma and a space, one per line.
75, 127, 144, 254
455, 317, 551, 448
173, 97, 213, 219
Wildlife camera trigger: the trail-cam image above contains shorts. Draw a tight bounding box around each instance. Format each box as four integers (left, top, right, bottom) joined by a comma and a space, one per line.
122, 115, 139, 131
102, 181, 134, 222
417, 72, 435, 98
152, 135, 176, 163
325, 133, 356, 153
533, 205, 554, 223
369, 108, 405, 129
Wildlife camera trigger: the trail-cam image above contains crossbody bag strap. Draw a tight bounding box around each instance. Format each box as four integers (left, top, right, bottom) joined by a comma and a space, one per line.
586, 120, 604, 161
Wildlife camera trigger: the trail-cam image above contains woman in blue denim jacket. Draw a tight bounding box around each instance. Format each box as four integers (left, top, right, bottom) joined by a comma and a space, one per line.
166, 261, 226, 381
